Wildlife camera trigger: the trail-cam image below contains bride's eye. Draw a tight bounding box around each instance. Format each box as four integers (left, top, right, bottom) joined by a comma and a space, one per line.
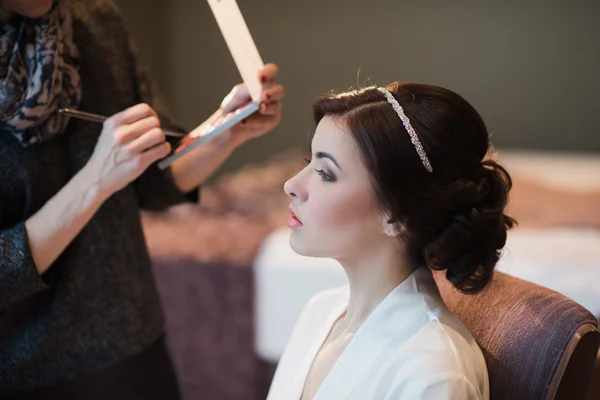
316, 169, 335, 182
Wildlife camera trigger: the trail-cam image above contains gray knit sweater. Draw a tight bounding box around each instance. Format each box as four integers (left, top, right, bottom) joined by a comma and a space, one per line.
0, 0, 197, 395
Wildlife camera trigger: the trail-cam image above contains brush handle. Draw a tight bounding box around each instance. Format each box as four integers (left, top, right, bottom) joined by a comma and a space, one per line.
58, 108, 184, 138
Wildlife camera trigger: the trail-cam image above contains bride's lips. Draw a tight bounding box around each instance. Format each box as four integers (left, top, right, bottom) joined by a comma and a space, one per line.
288, 205, 303, 228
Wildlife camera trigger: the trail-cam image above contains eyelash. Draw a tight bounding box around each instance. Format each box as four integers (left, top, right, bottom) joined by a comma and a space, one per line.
304, 157, 335, 182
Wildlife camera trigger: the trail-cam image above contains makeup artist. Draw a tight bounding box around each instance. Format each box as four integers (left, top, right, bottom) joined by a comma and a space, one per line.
0, 0, 283, 398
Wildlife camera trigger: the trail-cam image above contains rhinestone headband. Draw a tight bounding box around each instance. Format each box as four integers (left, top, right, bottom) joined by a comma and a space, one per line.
377, 87, 433, 173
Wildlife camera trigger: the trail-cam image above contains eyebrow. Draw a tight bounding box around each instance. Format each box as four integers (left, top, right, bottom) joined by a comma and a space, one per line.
316, 151, 341, 169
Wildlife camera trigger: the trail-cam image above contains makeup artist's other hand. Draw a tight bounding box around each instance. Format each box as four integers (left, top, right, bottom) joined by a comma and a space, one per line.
84, 103, 171, 197
221, 63, 284, 147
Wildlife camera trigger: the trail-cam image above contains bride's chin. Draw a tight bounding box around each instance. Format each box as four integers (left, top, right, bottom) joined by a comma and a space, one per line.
289, 234, 312, 257
289, 235, 302, 254
290, 234, 332, 259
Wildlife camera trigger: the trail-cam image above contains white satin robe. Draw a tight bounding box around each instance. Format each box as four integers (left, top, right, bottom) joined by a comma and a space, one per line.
266, 267, 489, 400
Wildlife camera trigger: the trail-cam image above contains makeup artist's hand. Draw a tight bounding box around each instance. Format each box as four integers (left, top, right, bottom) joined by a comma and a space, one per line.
169, 65, 283, 193
84, 103, 171, 197
220, 63, 284, 147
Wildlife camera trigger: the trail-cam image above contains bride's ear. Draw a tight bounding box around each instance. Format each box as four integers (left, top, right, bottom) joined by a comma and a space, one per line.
381, 212, 406, 237
383, 224, 397, 237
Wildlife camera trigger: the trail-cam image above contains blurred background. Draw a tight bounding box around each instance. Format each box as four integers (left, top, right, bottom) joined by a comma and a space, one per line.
112, 1, 600, 399
117, 0, 599, 180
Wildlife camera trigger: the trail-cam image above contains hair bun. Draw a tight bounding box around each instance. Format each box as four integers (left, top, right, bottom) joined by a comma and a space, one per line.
424, 160, 516, 293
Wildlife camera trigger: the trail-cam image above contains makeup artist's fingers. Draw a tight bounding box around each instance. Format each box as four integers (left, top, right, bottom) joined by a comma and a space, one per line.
220, 84, 250, 114
106, 103, 158, 129
262, 84, 284, 104
121, 103, 158, 124
115, 115, 162, 145
138, 142, 172, 166
223, 84, 248, 104
259, 100, 283, 116
122, 142, 171, 173
259, 64, 279, 84
91, 109, 169, 196
125, 128, 167, 156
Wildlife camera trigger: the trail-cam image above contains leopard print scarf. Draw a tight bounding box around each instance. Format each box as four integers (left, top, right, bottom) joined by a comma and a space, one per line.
0, 1, 82, 146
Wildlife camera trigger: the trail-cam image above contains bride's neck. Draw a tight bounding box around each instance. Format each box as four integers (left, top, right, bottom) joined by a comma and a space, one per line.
336, 243, 415, 332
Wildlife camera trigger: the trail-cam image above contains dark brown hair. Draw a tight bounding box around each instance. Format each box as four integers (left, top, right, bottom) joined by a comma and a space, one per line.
313, 82, 516, 294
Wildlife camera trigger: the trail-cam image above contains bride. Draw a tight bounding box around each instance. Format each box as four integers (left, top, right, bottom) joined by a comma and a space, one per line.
266, 82, 515, 399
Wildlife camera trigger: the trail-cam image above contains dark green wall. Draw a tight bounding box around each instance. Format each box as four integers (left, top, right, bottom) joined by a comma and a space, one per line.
116, 0, 600, 178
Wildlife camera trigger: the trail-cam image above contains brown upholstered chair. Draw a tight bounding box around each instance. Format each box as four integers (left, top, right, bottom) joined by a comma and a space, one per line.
587, 354, 600, 400
434, 271, 600, 400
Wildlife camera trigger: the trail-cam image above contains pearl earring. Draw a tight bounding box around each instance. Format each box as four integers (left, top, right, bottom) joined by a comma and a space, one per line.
384, 225, 397, 237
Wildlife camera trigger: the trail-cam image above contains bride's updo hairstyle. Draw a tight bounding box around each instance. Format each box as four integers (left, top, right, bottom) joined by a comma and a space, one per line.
313, 82, 516, 293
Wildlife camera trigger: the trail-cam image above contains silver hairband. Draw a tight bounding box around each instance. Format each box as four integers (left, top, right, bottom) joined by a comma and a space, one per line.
377, 87, 433, 173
